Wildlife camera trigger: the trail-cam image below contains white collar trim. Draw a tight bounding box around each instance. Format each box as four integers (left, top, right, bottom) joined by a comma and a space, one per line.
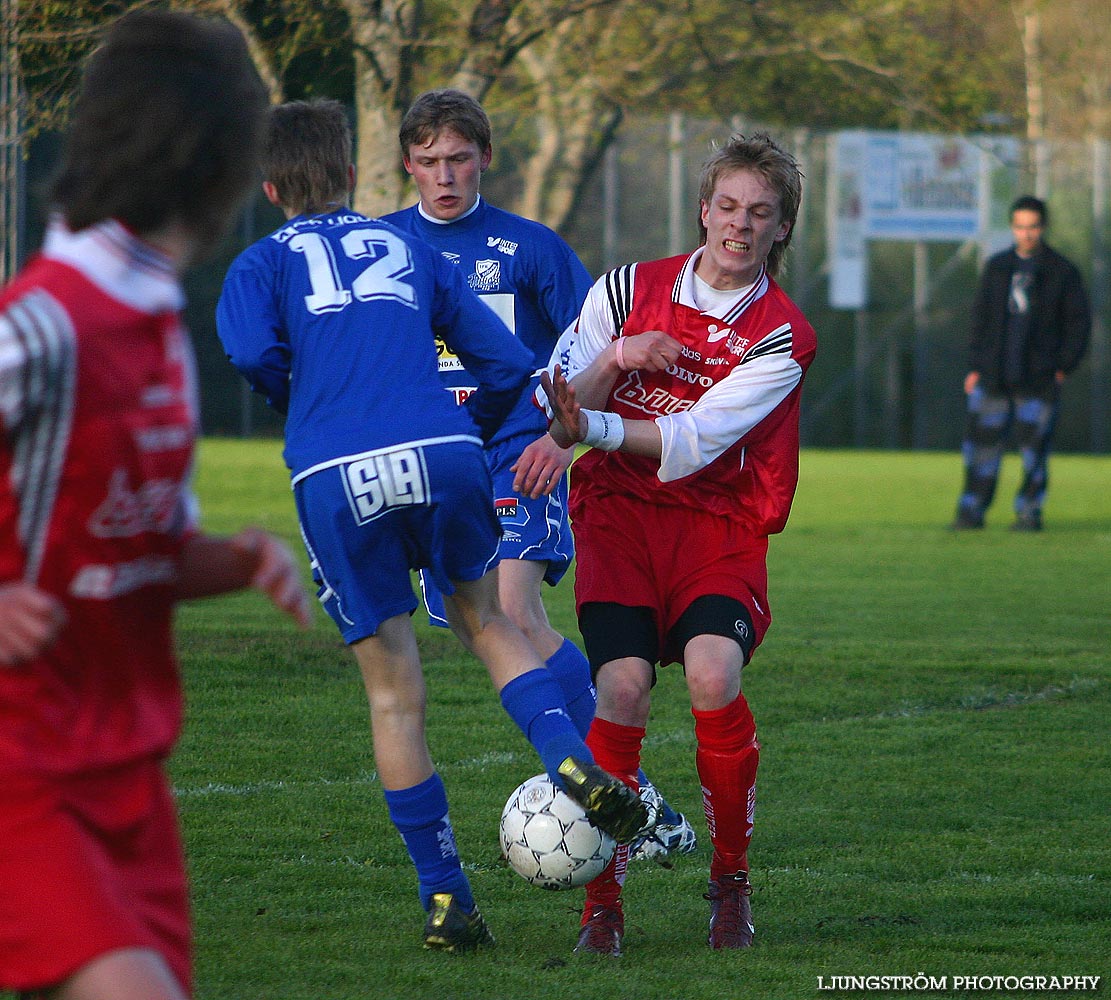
674, 246, 768, 324
42, 217, 185, 314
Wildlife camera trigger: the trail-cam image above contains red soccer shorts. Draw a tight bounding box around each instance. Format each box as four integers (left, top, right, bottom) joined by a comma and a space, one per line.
0, 758, 191, 995
572, 491, 771, 665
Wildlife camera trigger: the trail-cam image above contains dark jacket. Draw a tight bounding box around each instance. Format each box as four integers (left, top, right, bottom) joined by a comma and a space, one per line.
969, 243, 1090, 394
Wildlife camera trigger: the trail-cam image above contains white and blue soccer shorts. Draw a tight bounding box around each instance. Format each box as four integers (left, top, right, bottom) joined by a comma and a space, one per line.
420, 430, 575, 628
293, 440, 501, 643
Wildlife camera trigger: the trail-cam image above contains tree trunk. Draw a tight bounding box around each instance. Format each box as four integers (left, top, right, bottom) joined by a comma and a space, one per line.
344, 0, 419, 217
515, 33, 621, 233
351, 48, 405, 217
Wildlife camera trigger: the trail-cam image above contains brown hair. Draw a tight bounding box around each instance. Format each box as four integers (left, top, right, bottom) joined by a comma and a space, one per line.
698, 133, 803, 277
265, 99, 353, 216
49, 9, 266, 249
399, 89, 492, 159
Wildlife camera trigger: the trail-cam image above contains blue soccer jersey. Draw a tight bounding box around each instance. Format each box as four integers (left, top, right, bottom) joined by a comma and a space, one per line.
381, 198, 592, 447
216, 210, 533, 479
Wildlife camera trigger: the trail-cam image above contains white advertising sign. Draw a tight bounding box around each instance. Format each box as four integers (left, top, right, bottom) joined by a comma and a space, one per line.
827, 130, 1020, 309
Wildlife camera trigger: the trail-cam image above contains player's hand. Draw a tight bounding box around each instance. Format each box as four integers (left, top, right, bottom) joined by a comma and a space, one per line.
0, 582, 67, 667
615, 330, 682, 373
230, 528, 313, 629
512, 433, 574, 499
540, 367, 583, 448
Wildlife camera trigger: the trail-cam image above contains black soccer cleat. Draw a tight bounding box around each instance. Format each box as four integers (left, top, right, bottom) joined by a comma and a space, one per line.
422, 893, 496, 953
557, 756, 650, 845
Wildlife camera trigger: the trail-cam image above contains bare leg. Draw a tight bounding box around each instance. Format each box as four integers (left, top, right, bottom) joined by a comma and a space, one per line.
46, 948, 187, 1000
442, 566, 546, 692
496, 559, 563, 660
350, 613, 433, 790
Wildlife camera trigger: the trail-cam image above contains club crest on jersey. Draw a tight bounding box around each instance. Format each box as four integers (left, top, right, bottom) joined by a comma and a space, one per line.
707, 323, 750, 357
726, 330, 752, 356
469, 259, 501, 292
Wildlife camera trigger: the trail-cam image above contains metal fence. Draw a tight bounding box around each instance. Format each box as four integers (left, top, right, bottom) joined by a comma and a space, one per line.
1, 0, 24, 286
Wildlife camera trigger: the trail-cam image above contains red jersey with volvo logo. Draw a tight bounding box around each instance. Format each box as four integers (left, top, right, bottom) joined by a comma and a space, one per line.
0, 219, 198, 777
548, 249, 816, 536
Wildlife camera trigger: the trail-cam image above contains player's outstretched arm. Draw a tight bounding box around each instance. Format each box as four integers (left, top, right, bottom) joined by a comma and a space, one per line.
540, 367, 583, 448
176, 528, 312, 628
542, 366, 663, 460
0, 582, 67, 667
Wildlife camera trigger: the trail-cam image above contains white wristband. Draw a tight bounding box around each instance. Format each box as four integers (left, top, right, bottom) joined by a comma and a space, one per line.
581, 409, 625, 451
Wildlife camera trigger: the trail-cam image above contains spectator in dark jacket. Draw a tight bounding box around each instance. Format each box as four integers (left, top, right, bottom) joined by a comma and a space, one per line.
951, 195, 1090, 531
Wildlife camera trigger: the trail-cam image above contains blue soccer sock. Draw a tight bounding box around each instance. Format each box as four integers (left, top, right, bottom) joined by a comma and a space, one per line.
499, 668, 592, 784
639, 768, 683, 826
544, 639, 597, 739
384, 773, 474, 913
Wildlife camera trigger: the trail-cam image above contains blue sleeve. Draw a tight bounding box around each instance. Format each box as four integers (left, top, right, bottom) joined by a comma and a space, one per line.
432, 258, 532, 442
533, 237, 593, 336
216, 255, 292, 415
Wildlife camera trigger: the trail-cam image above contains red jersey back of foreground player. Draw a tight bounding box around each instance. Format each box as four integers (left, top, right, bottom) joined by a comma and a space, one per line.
0, 227, 197, 777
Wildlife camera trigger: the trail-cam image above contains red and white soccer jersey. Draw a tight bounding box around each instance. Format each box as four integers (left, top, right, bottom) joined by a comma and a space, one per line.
541, 249, 816, 653
554, 248, 816, 536
0, 218, 199, 991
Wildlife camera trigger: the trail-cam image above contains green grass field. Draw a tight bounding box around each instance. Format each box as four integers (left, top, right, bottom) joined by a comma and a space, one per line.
12, 442, 1110, 999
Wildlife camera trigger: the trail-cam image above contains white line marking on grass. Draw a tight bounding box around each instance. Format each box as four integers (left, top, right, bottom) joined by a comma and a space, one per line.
877, 676, 1101, 719
173, 728, 697, 799
456, 750, 521, 769
175, 773, 380, 798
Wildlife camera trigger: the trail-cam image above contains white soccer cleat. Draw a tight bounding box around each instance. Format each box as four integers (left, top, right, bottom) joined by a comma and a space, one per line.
630, 780, 698, 862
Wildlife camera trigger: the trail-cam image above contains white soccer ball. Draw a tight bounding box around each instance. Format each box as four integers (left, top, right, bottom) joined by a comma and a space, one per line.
499, 773, 616, 890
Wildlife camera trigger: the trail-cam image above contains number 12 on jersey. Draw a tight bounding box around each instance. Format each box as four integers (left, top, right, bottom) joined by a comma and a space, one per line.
289, 228, 418, 315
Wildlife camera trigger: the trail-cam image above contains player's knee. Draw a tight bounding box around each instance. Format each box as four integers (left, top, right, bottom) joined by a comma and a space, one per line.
595, 658, 653, 720
362, 677, 426, 722
685, 655, 742, 710
1012, 421, 1044, 451
445, 577, 504, 638
498, 591, 548, 641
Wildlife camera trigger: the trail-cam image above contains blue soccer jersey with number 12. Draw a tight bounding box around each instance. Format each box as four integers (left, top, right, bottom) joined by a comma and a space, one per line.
216, 210, 533, 479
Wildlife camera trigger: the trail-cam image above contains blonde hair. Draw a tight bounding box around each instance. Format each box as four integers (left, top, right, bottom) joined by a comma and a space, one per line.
698, 133, 803, 277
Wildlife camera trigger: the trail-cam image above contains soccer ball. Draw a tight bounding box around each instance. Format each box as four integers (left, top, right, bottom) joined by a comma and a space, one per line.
499, 773, 616, 890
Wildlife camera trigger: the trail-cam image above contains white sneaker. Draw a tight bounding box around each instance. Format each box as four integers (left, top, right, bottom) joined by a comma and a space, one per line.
631, 780, 698, 861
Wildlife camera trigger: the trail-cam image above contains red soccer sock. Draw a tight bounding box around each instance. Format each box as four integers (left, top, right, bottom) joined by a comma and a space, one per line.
581, 716, 643, 919
693, 693, 759, 881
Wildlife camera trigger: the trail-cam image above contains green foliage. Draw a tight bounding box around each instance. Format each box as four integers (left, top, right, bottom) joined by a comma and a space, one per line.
13, 0, 129, 139
9, 441, 1105, 999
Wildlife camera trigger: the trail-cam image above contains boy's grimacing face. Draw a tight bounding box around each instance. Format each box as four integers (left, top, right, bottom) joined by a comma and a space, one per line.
697, 168, 789, 290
